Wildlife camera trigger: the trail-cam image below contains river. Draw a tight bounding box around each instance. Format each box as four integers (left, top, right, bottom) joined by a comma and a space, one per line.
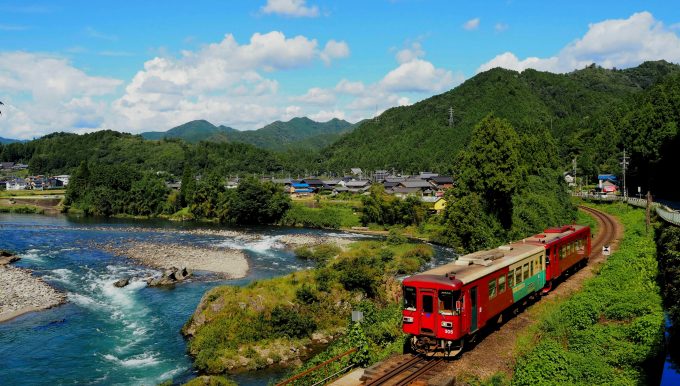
0, 213, 455, 385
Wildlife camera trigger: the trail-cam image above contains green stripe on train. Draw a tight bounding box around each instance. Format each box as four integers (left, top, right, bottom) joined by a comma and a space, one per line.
511, 272, 546, 302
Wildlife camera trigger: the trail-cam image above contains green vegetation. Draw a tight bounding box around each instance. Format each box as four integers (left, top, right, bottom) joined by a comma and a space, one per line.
182, 239, 433, 376
655, 222, 680, 370
512, 203, 664, 385
279, 201, 360, 229
361, 186, 427, 226
440, 115, 575, 253
64, 163, 291, 225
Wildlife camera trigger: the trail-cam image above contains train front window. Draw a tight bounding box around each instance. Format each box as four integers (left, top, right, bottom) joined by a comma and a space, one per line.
403, 286, 416, 311
438, 290, 458, 315
422, 295, 434, 313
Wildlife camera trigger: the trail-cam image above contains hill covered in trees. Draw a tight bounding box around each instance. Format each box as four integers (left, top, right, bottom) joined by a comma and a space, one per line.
141, 117, 355, 151
318, 61, 680, 197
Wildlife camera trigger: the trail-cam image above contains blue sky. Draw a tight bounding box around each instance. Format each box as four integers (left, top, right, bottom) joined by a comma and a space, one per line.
1, 0, 679, 139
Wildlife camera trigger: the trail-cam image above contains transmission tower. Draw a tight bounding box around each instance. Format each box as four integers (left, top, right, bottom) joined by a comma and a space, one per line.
621, 149, 629, 198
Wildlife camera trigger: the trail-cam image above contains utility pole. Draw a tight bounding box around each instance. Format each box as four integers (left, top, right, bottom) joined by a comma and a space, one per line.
646, 191, 652, 234
448, 107, 454, 127
621, 149, 629, 198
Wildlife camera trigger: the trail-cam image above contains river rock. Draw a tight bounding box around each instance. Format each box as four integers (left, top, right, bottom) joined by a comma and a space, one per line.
147, 266, 193, 286
0, 250, 19, 266
113, 278, 129, 288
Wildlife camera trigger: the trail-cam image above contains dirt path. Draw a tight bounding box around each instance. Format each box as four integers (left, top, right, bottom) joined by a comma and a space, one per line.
427, 206, 624, 384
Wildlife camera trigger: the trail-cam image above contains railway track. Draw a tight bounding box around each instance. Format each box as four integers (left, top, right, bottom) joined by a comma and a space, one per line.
362, 354, 444, 386
578, 205, 618, 255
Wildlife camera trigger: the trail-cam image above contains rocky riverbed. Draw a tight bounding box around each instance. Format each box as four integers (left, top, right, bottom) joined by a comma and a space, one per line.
277, 234, 356, 249
0, 264, 66, 322
104, 242, 249, 278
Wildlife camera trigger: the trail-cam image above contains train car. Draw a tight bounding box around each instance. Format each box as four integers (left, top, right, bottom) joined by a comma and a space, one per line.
402, 243, 545, 356
401, 224, 591, 357
522, 225, 591, 293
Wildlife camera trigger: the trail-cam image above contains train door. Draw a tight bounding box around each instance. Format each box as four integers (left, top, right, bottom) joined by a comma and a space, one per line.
419, 289, 436, 335
470, 287, 478, 332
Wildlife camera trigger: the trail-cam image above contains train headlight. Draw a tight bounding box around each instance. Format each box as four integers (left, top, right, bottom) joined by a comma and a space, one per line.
403, 316, 414, 324
441, 321, 453, 328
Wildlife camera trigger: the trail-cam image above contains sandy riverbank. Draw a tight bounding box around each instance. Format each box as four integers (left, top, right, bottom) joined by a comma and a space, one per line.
0, 265, 66, 322
105, 242, 249, 278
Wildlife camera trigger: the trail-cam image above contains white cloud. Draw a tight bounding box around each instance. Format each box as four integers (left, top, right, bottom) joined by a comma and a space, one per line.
463, 18, 480, 31
320, 40, 350, 65
309, 109, 345, 122
111, 31, 350, 131
495, 23, 508, 32
85, 26, 118, 41
479, 11, 680, 73
335, 79, 365, 95
261, 0, 319, 17
293, 87, 336, 104
381, 59, 460, 93
0, 52, 122, 139
395, 42, 424, 64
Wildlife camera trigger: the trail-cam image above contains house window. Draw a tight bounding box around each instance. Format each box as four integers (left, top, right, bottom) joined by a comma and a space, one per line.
523, 263, 530, 281
499, 275, 506, 293
508, 271, 514, 288
488, 279, 497, 299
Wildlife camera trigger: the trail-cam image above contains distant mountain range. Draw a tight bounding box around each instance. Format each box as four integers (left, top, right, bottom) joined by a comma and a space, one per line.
141, 117, 356, 151
0, 136, 25, 144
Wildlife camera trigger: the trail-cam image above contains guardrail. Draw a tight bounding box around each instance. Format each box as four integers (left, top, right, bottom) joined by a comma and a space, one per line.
574, 193, 680, 227
276, 347, 358, 386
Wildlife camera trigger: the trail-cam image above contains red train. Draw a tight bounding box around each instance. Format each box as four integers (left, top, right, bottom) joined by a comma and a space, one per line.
402, 225, 591, 356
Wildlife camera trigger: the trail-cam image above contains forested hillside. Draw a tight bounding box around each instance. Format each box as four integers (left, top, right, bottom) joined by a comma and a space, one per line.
319, 61, 680, 196
0, 130, 283, 176
141, 117, 354, 151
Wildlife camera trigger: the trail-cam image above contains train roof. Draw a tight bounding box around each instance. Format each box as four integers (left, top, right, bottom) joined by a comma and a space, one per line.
407, 243, 543, 287
522, 224, 588, 245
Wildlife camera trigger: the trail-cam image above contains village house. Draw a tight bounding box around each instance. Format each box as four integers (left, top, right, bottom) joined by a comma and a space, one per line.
428, 176, 454, 190
344, 179, 372, 193
6, 178, 27, 190
54, 175, 70, 186
421, 196, 447, 213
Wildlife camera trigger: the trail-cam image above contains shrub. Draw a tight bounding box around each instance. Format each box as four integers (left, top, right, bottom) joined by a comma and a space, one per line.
270, 305, 317, 339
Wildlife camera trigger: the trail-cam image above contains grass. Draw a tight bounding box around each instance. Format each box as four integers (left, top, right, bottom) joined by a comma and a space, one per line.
0, 204, 44, 214
279, 201, 361, 229
0, 189, 65, 197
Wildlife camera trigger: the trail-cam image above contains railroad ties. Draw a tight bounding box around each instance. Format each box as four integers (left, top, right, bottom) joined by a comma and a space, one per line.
360, 354, 448, 386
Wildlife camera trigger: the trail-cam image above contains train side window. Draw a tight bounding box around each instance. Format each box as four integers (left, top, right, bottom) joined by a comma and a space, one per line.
498, 275, 506, 293
438, 290, 455, 315
546, 250, 550, 265
540, 254, 543, 266
403, 287, 417, 311
508, 271, 514, 288
523, 263, 530, 281
516, 267, 523, 284
530, 261, 534, 276
422, 295, 434, 313
488, 278, 497, 299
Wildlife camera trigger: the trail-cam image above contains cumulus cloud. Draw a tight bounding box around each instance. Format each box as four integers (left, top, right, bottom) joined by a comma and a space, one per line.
320, 40, 350, 65
111, 31, 352, 131
261, 0, 319, 17
395, 42, 424, 64
0, 52, 122, 138
478, 12, 680, 73
463, 18, 480, 31
381, 59, 458, 93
